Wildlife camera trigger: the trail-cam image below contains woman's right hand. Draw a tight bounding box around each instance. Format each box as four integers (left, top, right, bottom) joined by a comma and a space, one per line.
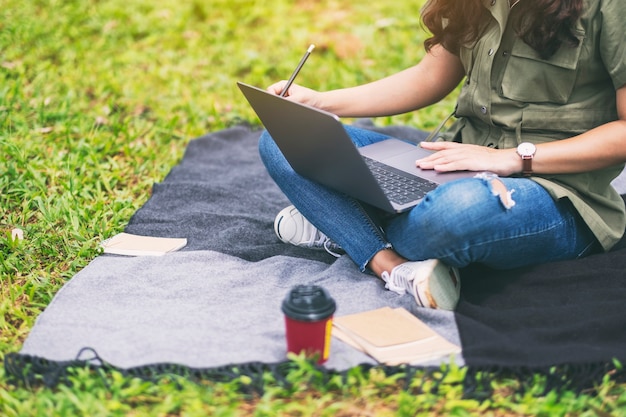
267, 81, 324, 109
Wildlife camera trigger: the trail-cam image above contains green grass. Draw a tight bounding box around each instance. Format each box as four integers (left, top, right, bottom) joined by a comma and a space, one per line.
2, 0, 626, 415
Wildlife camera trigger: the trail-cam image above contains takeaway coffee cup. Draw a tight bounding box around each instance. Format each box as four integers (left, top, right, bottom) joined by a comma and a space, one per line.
282, 285, 336, 364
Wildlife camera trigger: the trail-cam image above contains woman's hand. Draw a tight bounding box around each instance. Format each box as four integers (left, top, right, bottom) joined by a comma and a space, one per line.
267, 81, 324, 109
417, 141, 521, 176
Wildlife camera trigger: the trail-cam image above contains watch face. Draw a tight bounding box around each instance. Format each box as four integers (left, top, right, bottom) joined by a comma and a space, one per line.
518, 142, 536, 157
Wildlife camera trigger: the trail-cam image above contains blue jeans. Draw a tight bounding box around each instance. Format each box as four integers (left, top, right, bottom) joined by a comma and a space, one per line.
259, 125, 599, 272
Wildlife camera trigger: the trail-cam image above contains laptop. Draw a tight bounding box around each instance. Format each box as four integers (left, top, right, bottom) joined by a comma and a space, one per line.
238, 82, 476, 213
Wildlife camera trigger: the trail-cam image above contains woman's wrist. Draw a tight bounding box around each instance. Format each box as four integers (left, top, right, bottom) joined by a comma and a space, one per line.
505, 147, 525, 176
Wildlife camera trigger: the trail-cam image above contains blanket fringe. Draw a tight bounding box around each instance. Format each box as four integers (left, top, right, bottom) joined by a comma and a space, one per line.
463, 361, 626, 399
4, 350, 625, 399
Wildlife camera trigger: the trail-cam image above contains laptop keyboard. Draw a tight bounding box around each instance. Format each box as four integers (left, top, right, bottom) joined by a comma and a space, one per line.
363, 157, 437, 205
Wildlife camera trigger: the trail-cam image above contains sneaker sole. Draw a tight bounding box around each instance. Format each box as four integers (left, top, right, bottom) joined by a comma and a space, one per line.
419, 261, 461, 310
424, 262, 461, 310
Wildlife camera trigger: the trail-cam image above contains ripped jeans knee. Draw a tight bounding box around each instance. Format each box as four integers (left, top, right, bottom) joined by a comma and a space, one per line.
474, 172, 516, 210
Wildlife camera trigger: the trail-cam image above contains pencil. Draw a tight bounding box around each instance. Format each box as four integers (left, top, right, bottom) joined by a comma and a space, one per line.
280, 44, 315, 97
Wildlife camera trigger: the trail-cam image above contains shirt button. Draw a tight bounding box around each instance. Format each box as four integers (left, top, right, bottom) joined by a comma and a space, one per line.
503, 51, 509, 57
480, 106, 488, 114
488, 48, 495, 56
491, 0, 496, 5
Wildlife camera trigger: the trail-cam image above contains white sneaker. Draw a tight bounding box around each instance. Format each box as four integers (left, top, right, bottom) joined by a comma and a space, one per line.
381, 259, 461, 310
274, 205, 343, 257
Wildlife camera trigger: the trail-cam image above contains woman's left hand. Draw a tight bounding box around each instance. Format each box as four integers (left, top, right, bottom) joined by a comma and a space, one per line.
417, 141, 520, 176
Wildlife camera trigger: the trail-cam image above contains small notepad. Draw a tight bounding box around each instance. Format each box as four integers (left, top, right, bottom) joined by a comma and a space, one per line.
100, 232, 187, 257
333, 307, 460, 365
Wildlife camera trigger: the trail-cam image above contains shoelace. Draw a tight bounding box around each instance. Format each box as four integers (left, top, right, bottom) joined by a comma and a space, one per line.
381, 267, 430, 308
380, 268, 408, 295
322, 239, 342, 258
299, 221, 342, 258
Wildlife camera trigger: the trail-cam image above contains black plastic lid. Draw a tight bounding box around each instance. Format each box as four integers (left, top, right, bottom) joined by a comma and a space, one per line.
281, 285, 336, 321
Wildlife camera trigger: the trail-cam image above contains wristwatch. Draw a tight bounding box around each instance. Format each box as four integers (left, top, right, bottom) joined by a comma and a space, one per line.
516, 142, 536, 177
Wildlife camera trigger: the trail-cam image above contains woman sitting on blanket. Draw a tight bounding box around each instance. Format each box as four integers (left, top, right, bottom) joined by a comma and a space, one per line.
259, 0, 626, 310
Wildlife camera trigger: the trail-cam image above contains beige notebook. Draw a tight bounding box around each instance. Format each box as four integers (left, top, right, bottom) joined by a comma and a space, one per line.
100, 232, 187, 256
333, 307, 460, 365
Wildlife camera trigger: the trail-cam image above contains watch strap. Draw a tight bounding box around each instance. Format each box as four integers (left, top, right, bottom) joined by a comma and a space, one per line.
521, 156, 532, 177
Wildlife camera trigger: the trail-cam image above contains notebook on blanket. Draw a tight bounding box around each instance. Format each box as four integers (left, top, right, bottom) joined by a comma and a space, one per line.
7, 121, 626, 393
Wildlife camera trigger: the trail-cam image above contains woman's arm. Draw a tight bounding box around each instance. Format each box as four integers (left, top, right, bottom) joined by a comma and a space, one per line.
417, 85, 626, 176
268, 44, 466, 118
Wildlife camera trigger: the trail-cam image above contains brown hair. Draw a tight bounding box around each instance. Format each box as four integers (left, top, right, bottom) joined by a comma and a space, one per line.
421, 0, 584, 59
